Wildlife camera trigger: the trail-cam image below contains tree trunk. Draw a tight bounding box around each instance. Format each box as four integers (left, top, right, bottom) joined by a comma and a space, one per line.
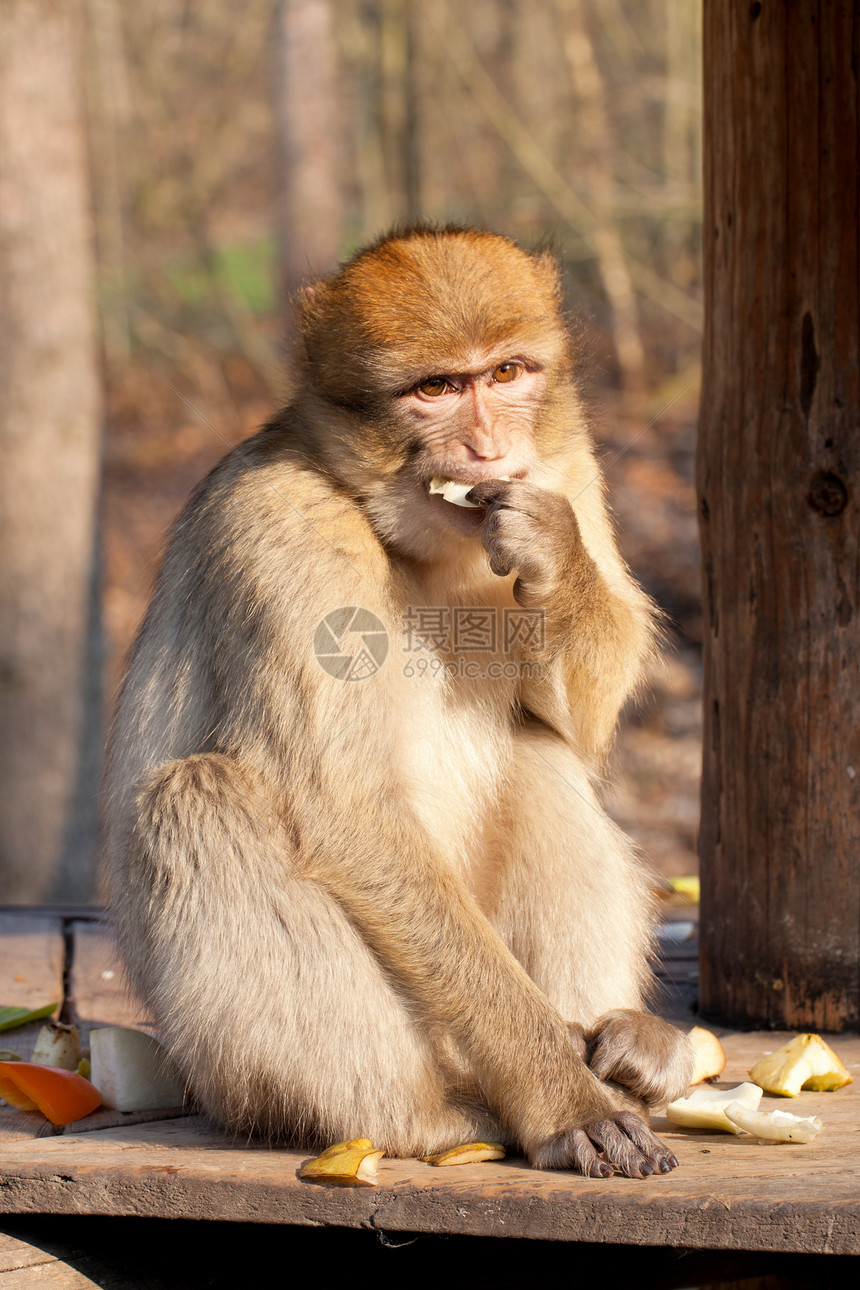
697, 1, 860, 1029
0, 0, 103, 901
273, 0, 344, 306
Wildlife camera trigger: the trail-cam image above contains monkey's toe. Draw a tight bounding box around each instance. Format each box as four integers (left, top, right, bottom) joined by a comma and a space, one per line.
612, 1110, 679, 1173
531, 1112, 678, 1179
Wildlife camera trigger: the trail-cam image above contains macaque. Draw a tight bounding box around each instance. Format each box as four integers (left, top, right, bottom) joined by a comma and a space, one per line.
105, 226, 691, 1179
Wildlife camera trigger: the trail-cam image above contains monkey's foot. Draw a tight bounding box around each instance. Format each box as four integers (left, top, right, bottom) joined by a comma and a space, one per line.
531, 1111, 679, 1179
423, 1141, 506, 1166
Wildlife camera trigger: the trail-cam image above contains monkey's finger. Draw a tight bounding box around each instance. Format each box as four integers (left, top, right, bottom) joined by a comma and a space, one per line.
481, 504, 535, 540
466, 480, 517, 508
485, 542, 516, 578
565, 1021, 588, 1061
481, 519, 529, 578
511, 574, 553, 609
613, 1111, 680, 1174
467, 479, 552, 517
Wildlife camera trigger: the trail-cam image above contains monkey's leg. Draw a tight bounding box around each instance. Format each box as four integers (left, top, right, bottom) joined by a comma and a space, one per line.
123, 754, 676, 1176
118, 753, 500, 1156
486, 723, 691, 1107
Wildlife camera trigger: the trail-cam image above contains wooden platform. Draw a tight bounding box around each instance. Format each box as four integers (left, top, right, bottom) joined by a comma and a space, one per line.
0, 908, 858, 1255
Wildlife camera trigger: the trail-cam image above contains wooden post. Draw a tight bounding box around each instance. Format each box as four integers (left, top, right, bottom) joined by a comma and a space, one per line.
0, 0, 103, 902
273, 0, 344, 302
698, 1, 860, 1030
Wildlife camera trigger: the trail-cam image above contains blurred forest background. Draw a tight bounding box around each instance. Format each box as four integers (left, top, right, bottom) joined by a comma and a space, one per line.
0, 0, 703, 903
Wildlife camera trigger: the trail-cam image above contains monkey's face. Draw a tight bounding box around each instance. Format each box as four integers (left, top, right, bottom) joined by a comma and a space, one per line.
295, 228, 577, 557
397, 355, 543, 538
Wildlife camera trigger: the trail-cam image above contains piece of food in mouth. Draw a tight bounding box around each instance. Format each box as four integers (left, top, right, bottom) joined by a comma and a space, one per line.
687, 1025, 727, 1085
429, 475, 511, 508
666, 1081, 763, 1134
723, 1103, 824, 1142
298, 1138, 385, 1186
749, 1033, 853, 1096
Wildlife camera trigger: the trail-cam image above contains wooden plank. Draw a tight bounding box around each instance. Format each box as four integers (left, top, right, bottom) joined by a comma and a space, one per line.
66, 921, 150, 1034
0, 912, 64, 1015
0, 1031, 856, 1253
0, 913, 66, 1144
0, 1230, 86, 1276
62, 1107, 188, 1136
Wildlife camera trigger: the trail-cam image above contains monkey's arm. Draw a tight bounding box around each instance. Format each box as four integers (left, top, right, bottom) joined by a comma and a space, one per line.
468, 478, 654, 760
289, 746, 674, 1177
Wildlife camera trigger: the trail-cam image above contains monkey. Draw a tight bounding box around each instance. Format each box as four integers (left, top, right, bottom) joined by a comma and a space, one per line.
104, 225, 692, 1180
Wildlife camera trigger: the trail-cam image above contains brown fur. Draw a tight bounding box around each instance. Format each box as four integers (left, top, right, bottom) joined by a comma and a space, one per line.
105, 226, 691, 1177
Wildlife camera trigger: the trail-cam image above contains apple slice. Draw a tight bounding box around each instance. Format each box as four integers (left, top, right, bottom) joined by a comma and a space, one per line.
31, 1023, 81, 1072
749, 1034, 852, 1097
687, 1026, 726, 1085
89, 1027, 186, 1112
666, 1082, 763, 1134
723, 1103, 823, 1142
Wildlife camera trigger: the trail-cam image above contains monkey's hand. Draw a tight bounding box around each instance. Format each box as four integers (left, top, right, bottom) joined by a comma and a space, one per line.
585, 1009, 693, 1108
531, 1109, 680, 1178
467, 480, 597, 636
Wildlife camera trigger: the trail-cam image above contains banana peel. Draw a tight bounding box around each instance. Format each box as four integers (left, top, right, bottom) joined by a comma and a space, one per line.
424, 1141, 506, 1166
749, 1034, 852, 1097
299, 1138, 384, 1186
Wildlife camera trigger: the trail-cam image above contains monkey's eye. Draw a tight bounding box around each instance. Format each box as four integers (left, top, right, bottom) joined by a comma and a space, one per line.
492, 362, 523, 384
417, 377, 450, 397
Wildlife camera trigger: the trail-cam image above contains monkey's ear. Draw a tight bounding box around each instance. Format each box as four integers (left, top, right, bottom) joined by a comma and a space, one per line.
531, 247, 563, 300
295, 279, 324, 320
293, 279, 332, 346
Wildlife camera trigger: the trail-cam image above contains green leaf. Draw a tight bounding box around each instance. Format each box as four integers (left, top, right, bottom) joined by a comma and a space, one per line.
0, 1003, 59, 1033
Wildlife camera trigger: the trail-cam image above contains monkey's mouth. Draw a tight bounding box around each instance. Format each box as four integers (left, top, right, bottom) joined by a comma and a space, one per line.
426, 474, 511, 509
428, 476, 483, 509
